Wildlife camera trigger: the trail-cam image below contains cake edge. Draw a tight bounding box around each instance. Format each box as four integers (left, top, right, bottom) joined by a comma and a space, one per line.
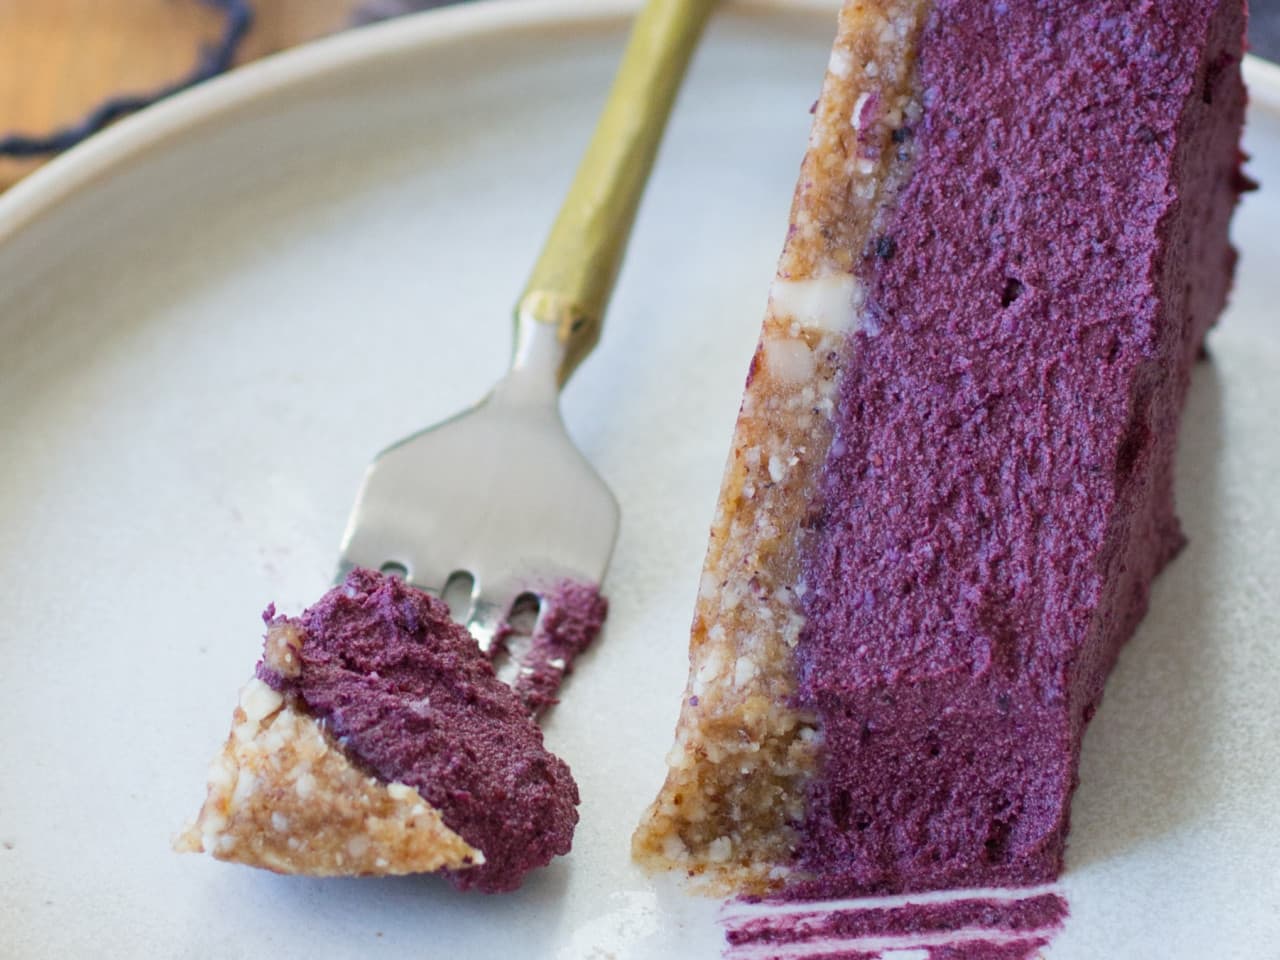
631, 0, 932, 894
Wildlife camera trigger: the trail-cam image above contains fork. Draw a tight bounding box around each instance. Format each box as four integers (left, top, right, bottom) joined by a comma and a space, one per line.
337, 0, 717, 653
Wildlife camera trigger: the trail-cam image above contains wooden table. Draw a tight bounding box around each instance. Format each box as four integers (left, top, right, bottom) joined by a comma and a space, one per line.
0, 0, 353, 191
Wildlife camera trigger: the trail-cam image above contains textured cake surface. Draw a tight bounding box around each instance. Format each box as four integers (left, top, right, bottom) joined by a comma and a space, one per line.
257, 569, 580, 892
636, 0, 1248, 895
181, 569, 581, 893
793, 0, 1248, 896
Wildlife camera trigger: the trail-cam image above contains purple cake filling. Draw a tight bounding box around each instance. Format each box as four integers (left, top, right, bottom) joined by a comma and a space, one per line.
498, 581, 609, 716
792, 0, 1247, 894
259, 569, 579, 893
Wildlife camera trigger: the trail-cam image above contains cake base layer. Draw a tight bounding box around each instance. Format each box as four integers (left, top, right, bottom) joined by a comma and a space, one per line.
175, 678, 481, 876
793, 0, 1248, 894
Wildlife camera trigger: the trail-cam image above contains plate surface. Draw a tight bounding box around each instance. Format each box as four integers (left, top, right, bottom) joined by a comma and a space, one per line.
0, 4, 1277, 958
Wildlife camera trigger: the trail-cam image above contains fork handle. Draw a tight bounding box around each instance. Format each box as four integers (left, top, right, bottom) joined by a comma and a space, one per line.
514, 0, 717, 387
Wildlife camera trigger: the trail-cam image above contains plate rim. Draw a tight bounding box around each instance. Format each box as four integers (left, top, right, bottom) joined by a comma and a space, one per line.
0, 0, 1274, 248
0, 0, 838, 247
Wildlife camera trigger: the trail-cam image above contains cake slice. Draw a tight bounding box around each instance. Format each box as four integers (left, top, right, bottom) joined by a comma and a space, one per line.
635, 0, 1249, 895
179, 569, 582, 893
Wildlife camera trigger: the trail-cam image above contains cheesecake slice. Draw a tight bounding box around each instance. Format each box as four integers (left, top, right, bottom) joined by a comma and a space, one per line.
179, 569, 581, 893
635, 0, 1250, 895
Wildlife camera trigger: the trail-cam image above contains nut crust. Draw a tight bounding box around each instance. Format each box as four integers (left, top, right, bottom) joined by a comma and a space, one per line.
176, 678, 481, 877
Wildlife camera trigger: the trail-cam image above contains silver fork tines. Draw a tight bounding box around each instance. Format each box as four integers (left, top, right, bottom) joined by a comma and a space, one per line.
337, 318, 619, 645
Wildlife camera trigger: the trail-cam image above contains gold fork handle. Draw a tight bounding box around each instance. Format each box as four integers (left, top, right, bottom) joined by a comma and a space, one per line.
514, 0, 717, 387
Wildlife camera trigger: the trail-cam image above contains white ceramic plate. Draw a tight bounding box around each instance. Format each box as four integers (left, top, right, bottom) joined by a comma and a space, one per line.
1, 4, 1277, 957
